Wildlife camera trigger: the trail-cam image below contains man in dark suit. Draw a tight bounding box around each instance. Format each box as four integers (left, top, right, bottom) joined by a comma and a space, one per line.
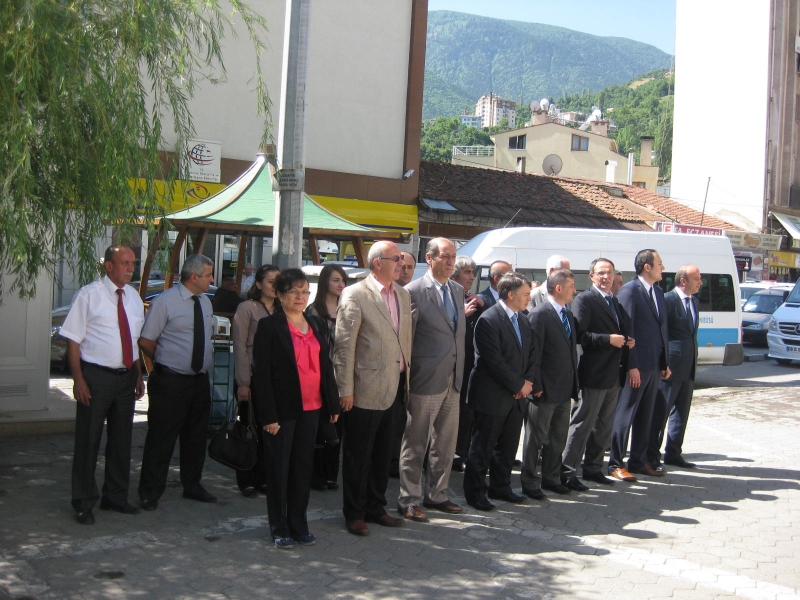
648, 264, 702, 470
477, 260, 513, 310
562, 258, 634, 490
522, 269, 579, 499
464, 272, 534, 511
608, 249, 671, 482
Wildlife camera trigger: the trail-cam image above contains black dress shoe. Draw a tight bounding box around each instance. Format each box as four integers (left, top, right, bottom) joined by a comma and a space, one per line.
100, 497, 140, 514
523, 488, 547, 500
76, 509, 95, 525
487, 490, 527, 503
452, 458, 465, 472
183, 487, 217, 503
466, 497, 495, 511
583, 472, 615, 485
664, 456, 696, 469
140, 499, 158, 512
564, 478, 589, 492
542, 483, 571, 495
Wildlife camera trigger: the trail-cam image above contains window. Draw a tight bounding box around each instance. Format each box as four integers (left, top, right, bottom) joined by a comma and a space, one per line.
658, 273, 736, 312
508, 135, 526, 150
571, 134, 589, 151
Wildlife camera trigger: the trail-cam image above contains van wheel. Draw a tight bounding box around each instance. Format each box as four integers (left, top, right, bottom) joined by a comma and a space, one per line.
776, 358, 792, 366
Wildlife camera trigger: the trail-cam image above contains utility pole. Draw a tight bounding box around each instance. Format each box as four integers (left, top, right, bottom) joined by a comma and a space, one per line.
272, 0, 310, 270
700, 176, 711, 226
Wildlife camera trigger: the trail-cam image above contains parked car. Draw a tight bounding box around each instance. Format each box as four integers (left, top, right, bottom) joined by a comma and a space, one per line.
51, 280, 217, 370
767, 279, 800, 365
741, 288, 791, 346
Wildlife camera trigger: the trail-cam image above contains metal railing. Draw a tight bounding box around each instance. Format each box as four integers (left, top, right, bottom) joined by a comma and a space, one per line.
452, 146, 495, 157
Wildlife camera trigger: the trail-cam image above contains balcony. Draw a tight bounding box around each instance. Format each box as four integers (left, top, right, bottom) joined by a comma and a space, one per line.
452, 146, 495, 157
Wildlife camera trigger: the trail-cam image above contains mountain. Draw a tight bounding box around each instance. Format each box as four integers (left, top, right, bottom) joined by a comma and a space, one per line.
423, 11, 673, 120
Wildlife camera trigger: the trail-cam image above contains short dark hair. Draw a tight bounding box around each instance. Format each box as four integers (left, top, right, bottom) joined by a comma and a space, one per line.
247, 264, 280, 301
104, 245, 131, 263
489, 260, 512, 283
273, 268, 308, 295
311, 265, 348, 319
546, 268, 574, 294
497, 272, 530, 300
634, 249, 658, 275
589, 258, 615, 274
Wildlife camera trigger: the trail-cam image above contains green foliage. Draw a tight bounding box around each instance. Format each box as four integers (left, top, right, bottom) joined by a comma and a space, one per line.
420, 117, 493, 162
556, 69, 674, 178
1, 0, 271, 299
423, 11, 672, 120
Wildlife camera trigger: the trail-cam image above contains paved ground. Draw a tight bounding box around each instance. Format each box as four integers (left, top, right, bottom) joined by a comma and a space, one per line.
1, 363, 799, 600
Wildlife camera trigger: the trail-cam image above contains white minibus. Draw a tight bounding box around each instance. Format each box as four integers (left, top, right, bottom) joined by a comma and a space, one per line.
457, 227, 743, 365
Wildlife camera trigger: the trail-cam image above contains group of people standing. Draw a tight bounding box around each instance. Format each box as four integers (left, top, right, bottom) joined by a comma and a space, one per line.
62, 239, 701, 551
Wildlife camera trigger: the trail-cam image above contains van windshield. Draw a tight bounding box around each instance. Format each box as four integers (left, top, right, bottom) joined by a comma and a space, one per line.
786, 280, 800, 303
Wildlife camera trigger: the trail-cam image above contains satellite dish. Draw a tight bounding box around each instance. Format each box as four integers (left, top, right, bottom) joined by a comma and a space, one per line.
529, 100, 541, 112
540, 98, 550, 111
542, 154, 563, 176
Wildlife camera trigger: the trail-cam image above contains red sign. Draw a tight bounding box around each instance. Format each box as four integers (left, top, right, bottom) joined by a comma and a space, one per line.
653, 221, 724, 236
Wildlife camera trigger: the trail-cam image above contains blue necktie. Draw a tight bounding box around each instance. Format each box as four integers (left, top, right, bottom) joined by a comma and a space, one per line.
561, 307, 572, 343
511, 313, 522, 347
648, 286, 659, 316
684, 297, 694, 328
441, 283, 457, 330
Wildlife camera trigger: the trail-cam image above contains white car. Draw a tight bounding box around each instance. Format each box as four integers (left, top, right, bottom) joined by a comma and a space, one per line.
766, 279, 800, 365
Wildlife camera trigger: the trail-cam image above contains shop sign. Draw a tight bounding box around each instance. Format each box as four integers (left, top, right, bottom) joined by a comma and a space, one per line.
273, 169, 305, 191
734, 253, 751, 271
767, 251, 795, 268
724, 230, 782, 251
182, 140, 222, 183
653, 222, 724, 236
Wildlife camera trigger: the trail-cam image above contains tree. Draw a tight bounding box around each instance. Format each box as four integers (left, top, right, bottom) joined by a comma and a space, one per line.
1, 0, 271, 299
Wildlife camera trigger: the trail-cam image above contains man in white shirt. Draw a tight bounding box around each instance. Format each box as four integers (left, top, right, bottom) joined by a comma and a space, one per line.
240, 263, 255, 298
528, 255, 570, 311
60, 245, 145, 524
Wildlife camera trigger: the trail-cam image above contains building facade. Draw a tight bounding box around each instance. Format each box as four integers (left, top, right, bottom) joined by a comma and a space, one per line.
475, 94, 517, 128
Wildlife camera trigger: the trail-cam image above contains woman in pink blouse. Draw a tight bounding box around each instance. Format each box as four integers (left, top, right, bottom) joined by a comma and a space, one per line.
232, 264, 280, 497
252, 269, 340, 549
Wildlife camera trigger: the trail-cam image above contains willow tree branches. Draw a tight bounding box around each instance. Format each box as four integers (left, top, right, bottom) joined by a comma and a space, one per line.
1, 0, 271, 299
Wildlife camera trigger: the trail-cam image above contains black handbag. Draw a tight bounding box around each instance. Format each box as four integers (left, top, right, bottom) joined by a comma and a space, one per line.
208, 399, 258, 470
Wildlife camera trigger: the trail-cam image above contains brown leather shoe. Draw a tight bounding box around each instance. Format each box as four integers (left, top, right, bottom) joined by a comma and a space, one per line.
365, 513, 404, 528
422, 499, 464, 514
610, 467, 638, 482
631, 464, 666, 477
398, 505, 429, 522
345, 519, 370, 536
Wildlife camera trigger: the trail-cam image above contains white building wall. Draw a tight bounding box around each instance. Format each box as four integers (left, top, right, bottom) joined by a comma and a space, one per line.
670, 0, 771, 232
155, 0, 412, 179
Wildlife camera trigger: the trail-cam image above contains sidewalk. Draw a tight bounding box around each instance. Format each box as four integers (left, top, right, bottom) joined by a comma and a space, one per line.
1, 379, 799, 599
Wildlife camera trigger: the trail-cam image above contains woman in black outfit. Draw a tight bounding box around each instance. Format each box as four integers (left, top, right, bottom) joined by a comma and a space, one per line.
252, 268, 340, 549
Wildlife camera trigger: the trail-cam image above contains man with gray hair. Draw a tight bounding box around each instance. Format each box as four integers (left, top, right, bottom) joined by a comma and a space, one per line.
522, 268, 579, 499
528, 255, 570, 311
137, 254, 216, 511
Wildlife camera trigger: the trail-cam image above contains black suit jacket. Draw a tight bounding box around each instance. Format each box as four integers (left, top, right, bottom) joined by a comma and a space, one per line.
617, 278, 669, 373
663, 290, 699, 382
467, 303, 535, 416
572, 287, 629, 389
252, 312, 340, 425
527, 301, 579, 403
477, 287, 497, 310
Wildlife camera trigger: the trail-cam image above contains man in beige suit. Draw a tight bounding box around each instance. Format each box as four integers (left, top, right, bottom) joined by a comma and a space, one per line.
334, 240, 413, 537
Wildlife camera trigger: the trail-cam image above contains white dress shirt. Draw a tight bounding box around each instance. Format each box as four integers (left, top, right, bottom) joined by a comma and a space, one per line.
60, 277, 145, 369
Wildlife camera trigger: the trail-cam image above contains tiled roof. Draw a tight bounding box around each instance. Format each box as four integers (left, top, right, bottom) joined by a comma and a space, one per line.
418, 161, 742, 231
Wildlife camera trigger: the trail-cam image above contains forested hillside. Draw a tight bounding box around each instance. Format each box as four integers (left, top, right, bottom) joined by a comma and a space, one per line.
424, 10, 672, 120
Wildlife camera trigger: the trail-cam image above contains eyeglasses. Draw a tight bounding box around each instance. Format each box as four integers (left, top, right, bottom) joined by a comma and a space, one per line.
380, 256, 402, 263
284, 289, 311, 297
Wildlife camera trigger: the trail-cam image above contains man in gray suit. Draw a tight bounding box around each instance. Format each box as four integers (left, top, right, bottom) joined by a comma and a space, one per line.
528, 255, 570, 311
334, 241, 413, 537
477, 260, 512, 310
648, 264, 702, 470
398, 237, 466, 522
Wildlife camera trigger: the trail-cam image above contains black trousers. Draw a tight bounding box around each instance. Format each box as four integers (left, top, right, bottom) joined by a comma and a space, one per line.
454, 383, 474, 461
463, 404, 523, 501
71, 363, 137, 511
312, 417, 343, 487
609, 368, 660, 473
262, 408, 319, 540
342, 378, 404, 522
138, 370, 211, 502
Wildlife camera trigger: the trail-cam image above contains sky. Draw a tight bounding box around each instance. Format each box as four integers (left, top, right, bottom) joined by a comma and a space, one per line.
427, 0, 677, 55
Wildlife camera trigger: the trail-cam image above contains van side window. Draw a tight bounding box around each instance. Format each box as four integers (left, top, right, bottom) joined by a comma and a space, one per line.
659, 273, 735, 312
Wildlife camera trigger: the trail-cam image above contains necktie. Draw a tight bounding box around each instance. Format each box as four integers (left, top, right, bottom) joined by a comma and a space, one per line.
441, 283, 457, 330
510, 313, 522, 347
116, 289, 134, 369
685, 297, 694, 328
561, 307, 572, 343
648, 286, 659, 316
191, 295, 205, 374
605, 295, 619, 326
